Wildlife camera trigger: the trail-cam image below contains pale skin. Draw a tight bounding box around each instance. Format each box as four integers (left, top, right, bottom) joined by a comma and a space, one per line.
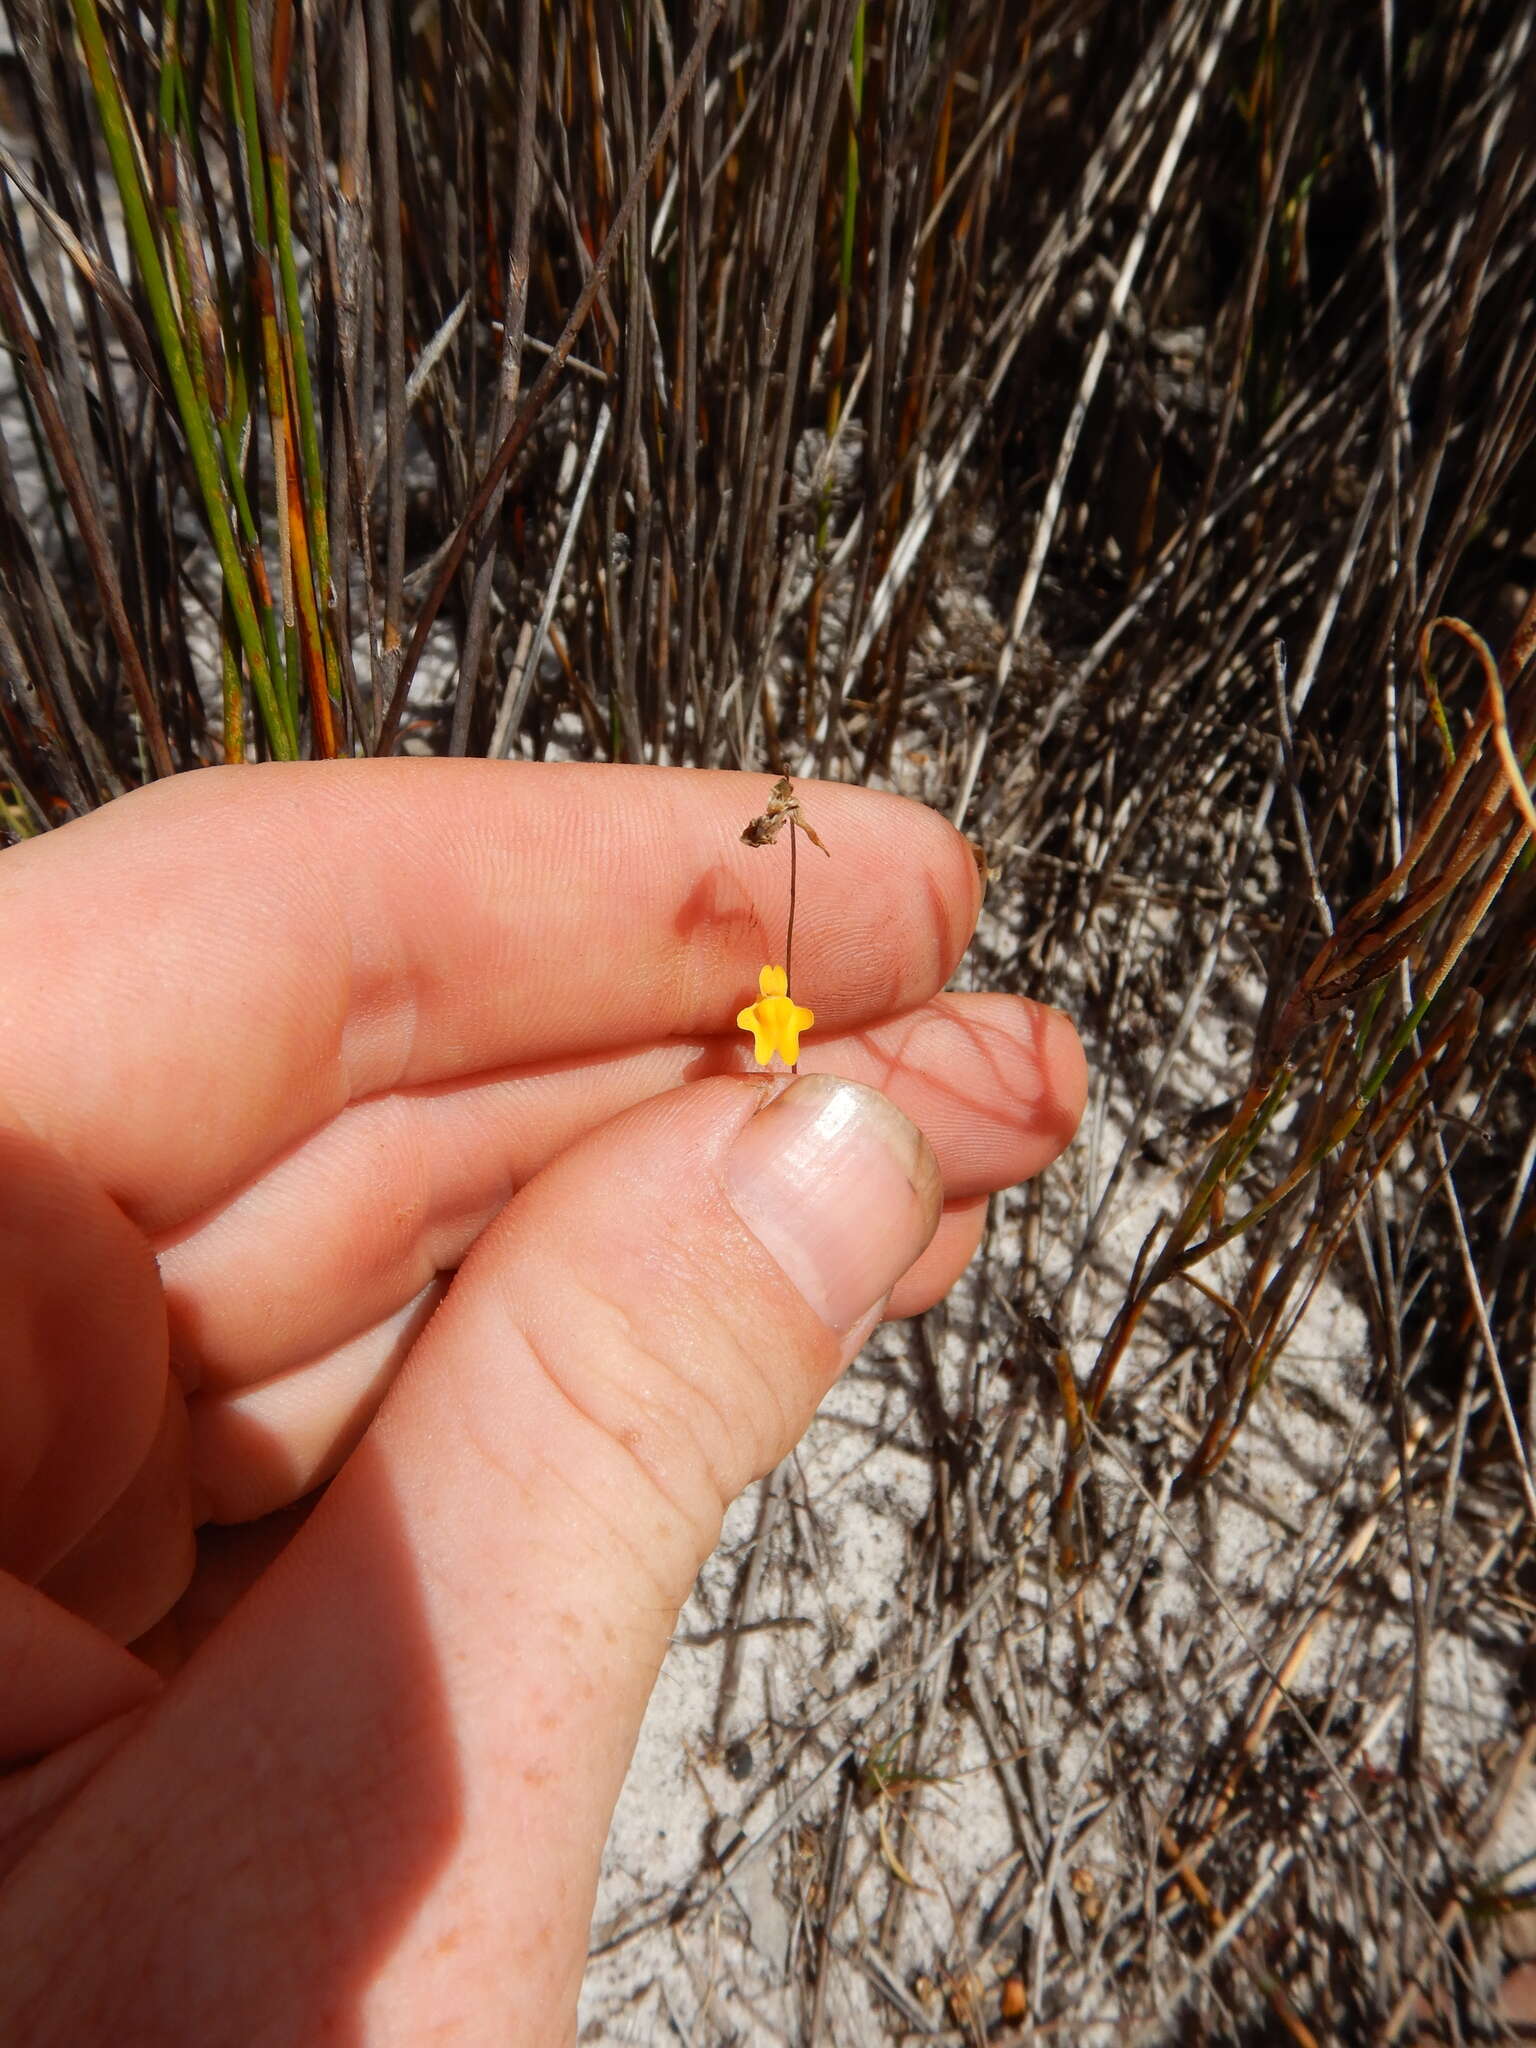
0, 761, 1087, 2043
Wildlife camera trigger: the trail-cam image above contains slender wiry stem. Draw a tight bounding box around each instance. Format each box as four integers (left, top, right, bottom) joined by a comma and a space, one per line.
785, 815, 798, 994
786, 819, 799, 1075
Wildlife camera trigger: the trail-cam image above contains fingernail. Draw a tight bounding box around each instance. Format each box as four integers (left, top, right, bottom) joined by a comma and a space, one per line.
726, 1076, 942, 1332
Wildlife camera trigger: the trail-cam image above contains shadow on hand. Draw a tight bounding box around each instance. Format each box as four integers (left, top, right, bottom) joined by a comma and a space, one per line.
838, 991, 1085, 1172
0, 1460, 464, 2046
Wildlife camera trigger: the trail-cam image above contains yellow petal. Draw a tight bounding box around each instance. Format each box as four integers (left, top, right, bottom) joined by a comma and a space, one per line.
737, 1002, 776, 1064
781, 1002, 813, 1063
759, 964, 788, 998
751, 994, 804, 1063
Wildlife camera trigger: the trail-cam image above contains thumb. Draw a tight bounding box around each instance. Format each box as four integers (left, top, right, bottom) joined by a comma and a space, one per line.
1, 1076, 940, 2045
359, 1070, 944, 2029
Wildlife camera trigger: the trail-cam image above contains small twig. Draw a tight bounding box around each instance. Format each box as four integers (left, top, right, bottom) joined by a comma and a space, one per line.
363, 0, 405, 669
488, 399, 612, 758
1270, 639, 1334, 936
452, 0, 540, 758
806, 1766, 856, 2047
709, 1464, 785, 1754
0, 235, 173, 777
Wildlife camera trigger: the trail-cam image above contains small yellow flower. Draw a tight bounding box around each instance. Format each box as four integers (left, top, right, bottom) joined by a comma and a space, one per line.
737, 964, 814, 1066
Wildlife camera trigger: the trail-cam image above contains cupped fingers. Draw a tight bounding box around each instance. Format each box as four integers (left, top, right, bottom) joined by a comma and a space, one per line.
160, 992, 1084, 1397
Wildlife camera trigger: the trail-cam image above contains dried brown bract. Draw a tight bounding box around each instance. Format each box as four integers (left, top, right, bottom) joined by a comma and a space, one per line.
740, 776, 830, 855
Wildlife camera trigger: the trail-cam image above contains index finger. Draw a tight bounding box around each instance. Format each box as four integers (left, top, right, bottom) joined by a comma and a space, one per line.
0, 760, 982, 1229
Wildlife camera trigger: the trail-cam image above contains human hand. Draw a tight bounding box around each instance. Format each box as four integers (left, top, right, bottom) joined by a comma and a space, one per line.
0, 760, 1085, 2042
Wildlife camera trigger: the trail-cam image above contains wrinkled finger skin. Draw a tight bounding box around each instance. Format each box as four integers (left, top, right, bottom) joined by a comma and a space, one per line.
0, 762, 1083, 1651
